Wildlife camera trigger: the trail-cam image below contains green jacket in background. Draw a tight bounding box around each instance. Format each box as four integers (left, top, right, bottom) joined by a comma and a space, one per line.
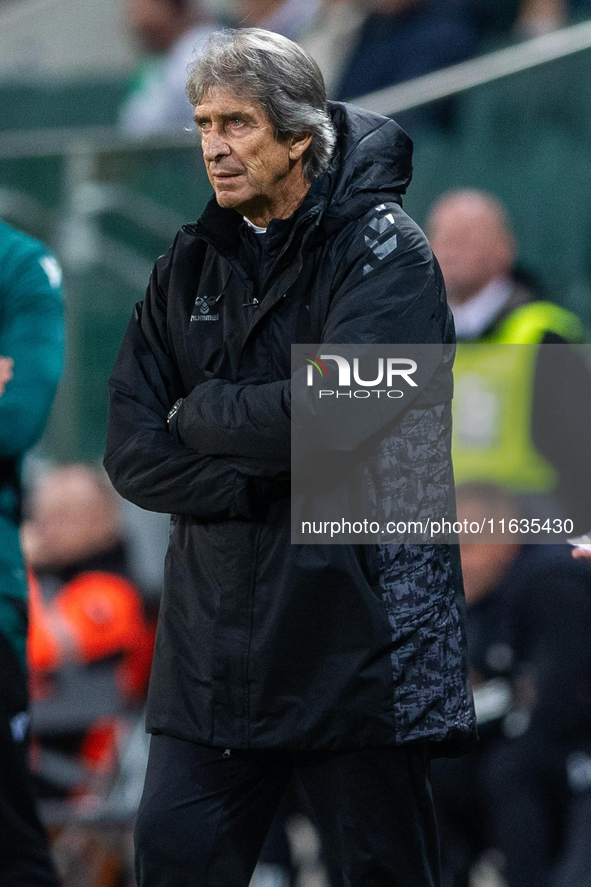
0, 221, 64, 670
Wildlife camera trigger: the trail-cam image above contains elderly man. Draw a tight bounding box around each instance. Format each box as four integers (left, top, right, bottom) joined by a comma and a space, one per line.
105, 29, 475, 887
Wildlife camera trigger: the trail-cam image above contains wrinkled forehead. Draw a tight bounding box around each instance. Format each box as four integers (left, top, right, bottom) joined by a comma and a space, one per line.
194, 86, 267, 120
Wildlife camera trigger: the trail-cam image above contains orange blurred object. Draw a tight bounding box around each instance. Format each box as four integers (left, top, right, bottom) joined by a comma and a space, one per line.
28, 570, 154, 702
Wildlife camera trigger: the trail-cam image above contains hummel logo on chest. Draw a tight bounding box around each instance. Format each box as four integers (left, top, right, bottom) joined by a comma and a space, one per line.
190, 293, 223, 322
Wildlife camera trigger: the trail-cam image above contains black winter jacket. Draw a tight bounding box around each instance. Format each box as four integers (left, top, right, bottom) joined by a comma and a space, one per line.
104, 102, 476, 753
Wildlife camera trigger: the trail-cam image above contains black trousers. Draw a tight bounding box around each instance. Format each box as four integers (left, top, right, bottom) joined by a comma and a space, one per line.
135, 734, 440, 887
0, 632, 60, 886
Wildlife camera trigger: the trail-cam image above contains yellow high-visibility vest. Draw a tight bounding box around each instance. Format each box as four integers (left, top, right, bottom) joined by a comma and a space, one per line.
452, 301, 585, 491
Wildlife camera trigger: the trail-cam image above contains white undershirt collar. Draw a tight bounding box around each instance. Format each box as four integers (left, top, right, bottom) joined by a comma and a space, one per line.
450, 278, 513, 339
243, 216, 267, 235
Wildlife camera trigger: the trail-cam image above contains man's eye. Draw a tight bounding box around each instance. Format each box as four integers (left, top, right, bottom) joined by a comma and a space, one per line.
230, 118, 244, 127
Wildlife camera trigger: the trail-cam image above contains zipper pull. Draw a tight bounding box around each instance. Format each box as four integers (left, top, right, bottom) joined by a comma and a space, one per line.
242, 297, 259, 308
223, 748, 231, 758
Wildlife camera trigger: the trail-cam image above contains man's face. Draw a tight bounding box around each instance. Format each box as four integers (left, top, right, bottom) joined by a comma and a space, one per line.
125, 0, 186, 53
194, 88, 305, 223
22, 470, 120, 570
427, 196, 514, 304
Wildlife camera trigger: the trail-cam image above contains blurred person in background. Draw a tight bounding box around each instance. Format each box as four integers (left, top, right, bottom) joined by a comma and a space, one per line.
437, 0, 586, 41
298, 1, 370, 97
299, 0, 585, 106
517, 0, 568, 34
22, 464, 153, 804
516, 0, 591, 33
427, 188, 591, 533
332, 0, 479, 131
234, 0, 321, 41
0, 221, 63, 885
450, 0, 521, 41
432, 483, 591, 887
300, 0, 523, 102
119, 0, 217, 137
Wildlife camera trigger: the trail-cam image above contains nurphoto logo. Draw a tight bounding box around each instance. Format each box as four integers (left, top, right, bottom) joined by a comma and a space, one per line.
305, 354, 418, 398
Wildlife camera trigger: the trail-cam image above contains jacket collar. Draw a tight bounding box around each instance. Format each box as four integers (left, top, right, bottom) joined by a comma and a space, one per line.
185, 184, 323, 272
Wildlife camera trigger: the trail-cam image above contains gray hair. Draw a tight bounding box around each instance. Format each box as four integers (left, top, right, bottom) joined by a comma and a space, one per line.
186, 29, 337, 181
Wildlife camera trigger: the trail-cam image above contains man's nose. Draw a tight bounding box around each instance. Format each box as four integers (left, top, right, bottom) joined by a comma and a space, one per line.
202, 132, 231, 162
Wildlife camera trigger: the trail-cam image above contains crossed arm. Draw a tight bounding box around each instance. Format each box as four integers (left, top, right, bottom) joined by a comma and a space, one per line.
104, 292, 283, 519
104, 216, 445, 518
172, 227, 446, 465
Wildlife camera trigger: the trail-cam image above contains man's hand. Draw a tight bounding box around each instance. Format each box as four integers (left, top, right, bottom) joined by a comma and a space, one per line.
0, 356, 14, 396
572, 545, 591, 562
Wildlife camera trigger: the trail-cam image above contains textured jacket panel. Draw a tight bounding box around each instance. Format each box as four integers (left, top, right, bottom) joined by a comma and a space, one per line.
378, 542, 474, 746
370, 403, 474, 745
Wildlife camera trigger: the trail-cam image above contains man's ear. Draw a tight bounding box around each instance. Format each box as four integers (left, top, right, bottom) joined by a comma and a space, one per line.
289, 132, 313, 162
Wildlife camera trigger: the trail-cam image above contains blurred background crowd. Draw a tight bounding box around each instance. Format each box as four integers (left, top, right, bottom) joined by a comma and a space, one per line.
2, 1, 591, 885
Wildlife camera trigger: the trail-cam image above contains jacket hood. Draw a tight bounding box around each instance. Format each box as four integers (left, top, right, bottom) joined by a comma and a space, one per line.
315, 102, 413, 234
